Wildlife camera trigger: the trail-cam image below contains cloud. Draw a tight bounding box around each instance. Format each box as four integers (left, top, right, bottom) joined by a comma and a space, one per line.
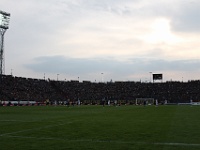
142, 0, 200, 33
25, 56, 127, 74
26, 56, 200, 80
169, 0, 200, 33
1, 0, 200, 81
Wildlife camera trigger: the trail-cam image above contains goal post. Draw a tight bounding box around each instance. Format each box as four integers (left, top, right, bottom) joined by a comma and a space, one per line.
136, 98, 154, 105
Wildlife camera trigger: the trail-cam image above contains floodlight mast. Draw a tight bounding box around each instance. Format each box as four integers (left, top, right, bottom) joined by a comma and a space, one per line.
0, 10, 10, 75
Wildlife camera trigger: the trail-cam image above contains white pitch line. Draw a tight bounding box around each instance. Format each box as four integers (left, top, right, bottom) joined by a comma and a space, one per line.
0, 119, 71, 124
154, 142, 200, 147
0, 121, 72, 136
2, 135, 200, 147
0, 120, 39, 123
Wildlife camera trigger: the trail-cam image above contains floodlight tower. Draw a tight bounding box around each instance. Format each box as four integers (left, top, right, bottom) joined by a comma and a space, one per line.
0, 10, 10, 75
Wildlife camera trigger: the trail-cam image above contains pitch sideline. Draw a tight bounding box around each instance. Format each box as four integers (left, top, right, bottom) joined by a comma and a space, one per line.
1, 135, 200, 147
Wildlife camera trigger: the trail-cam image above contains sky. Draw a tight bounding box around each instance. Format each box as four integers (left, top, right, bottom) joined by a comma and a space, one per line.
1, 0, 200, 82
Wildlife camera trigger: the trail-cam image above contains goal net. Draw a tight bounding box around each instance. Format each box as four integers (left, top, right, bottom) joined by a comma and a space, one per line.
136, 98, 154, 105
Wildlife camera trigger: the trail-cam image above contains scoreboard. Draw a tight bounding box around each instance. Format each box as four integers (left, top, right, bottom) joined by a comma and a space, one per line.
153, 74, 163, 80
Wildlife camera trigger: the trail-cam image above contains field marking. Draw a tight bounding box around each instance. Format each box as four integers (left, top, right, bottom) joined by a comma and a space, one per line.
0, 120, 39, 123
1, 135, 200, 147
0, 119, 69, 123
154, 142, 200, 147
0, 118, 85, 137
0, 121, 72, 136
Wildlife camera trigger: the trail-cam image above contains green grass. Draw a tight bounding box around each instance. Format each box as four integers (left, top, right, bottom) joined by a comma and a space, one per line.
0, 105, 200, 150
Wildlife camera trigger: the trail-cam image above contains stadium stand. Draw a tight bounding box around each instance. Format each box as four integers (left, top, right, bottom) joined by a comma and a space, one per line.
0, 74, 200, 105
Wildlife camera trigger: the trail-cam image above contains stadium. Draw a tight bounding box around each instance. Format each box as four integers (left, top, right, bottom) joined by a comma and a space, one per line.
1, 2, 200, 149
1, 74, 200, 150
1, 74, 200, 106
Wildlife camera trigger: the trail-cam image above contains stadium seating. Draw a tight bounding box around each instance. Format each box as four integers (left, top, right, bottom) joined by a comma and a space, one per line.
0, 75, 200, 105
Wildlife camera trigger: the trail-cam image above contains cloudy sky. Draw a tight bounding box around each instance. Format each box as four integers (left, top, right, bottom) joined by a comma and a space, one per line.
1, 0, 200, 82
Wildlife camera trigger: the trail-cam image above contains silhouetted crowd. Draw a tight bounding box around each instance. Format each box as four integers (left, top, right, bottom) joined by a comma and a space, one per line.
1, 74, 200, 104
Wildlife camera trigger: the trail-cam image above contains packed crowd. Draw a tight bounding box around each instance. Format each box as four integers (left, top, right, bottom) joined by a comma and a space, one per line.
1, 74, 200, 104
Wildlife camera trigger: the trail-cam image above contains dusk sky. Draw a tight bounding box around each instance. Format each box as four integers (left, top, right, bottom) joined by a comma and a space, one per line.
1, 0, 200, 82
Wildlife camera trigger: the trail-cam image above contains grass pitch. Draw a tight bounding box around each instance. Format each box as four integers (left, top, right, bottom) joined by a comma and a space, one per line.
0, 105, 200, 150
